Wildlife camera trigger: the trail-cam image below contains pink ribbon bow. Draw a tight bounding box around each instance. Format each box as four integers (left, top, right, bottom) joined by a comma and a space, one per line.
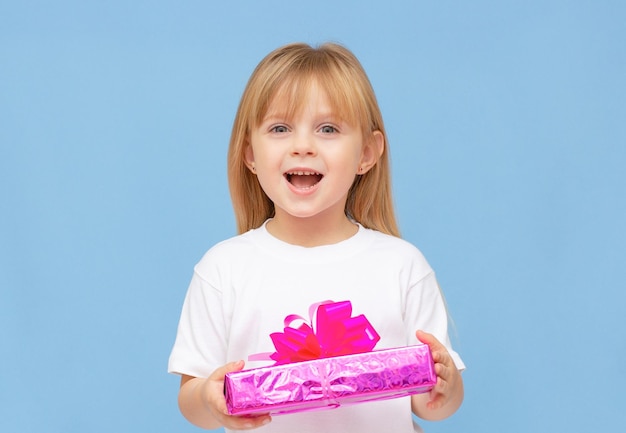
253, 300, 381, 365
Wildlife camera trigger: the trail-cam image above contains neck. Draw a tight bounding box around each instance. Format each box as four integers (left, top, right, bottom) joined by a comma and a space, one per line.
266, 211, 358, 247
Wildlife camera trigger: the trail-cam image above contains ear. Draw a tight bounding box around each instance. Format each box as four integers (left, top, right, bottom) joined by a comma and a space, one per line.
358, 130, 384, 174
244, 143, 256, 173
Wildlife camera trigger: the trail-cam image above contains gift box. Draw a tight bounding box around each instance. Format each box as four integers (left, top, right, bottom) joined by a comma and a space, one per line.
224, 300, 436, 416
225, 344, 436, 415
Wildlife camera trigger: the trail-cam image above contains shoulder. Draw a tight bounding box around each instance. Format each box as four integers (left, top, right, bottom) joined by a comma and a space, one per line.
193, 227, 264, 275
206, 229, 259, 255
359, 227, 433, 275
363, 227, 428, 260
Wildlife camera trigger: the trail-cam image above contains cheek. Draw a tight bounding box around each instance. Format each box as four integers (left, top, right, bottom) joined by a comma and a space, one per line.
255, 167, 284, 194
338, 149, 364, 170
256, 155, 283, 173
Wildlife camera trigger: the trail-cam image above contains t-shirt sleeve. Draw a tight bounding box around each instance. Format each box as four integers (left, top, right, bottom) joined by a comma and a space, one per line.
404, 270, 465, 371
167, 267, 228, 378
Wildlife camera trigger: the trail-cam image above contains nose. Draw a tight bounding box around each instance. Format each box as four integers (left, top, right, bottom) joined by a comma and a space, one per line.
290, 131, 316, 156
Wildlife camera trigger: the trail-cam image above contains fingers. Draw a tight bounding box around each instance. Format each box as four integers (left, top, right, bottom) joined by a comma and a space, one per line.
427, 388, 445, 410
223, 413, 272, 430
210, 360, 245, 380
206, 361, 245, 416
208, 361, 272, 430
415, 330, 455, 411
415, 330, 444, 351
423, 368, 450, 411
413, 331, 464, 417
415, 330, 453, 368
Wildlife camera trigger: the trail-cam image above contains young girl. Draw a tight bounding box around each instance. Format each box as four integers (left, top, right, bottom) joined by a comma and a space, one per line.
168, 42, 464, 433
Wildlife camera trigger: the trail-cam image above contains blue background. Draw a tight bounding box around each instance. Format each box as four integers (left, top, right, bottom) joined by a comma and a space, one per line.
1, 1, 624, 432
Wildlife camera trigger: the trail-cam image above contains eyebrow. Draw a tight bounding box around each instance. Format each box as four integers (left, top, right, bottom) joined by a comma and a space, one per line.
262, 109, 342, 122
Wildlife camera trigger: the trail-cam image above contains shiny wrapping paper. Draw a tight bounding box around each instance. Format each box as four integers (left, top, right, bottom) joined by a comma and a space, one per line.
225, 344, 436, 416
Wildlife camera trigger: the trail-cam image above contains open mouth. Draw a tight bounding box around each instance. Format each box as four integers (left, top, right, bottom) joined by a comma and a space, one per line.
284, 171, 323, 189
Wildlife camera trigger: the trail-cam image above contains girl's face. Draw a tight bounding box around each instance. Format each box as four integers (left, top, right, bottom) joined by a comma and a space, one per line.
245, 83, 382, 226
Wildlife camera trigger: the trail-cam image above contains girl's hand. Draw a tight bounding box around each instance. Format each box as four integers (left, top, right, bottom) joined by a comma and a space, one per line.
206, 360, 272, 430
179, 361, 272, 430
413, 330, 464, 419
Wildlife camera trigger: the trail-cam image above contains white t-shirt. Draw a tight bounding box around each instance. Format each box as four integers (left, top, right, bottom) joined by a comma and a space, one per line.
168, 221, 464, 433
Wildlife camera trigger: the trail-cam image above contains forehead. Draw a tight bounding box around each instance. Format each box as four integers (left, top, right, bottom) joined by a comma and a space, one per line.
264, 82, 331, 117
256, 76, 360, 127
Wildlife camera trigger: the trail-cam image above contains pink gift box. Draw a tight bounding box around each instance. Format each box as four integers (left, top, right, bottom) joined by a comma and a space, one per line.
225, 344, 436, 416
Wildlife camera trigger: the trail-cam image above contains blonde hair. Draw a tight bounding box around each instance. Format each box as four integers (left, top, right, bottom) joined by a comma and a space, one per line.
227, 42, 399, 237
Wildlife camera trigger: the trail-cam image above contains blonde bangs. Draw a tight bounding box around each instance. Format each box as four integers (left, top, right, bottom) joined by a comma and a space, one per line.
248, 57, 369, 132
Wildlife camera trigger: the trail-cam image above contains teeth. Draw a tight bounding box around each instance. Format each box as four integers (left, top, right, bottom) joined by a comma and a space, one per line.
286, 171, 320, 176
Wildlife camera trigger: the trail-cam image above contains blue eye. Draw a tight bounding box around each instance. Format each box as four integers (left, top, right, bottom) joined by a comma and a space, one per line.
320, 125, 337, 133
270, 125, 289, 133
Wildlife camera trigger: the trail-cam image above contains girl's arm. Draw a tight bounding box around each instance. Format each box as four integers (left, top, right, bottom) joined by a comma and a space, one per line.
411, 331, 464, 421
178, 361, 272, 430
